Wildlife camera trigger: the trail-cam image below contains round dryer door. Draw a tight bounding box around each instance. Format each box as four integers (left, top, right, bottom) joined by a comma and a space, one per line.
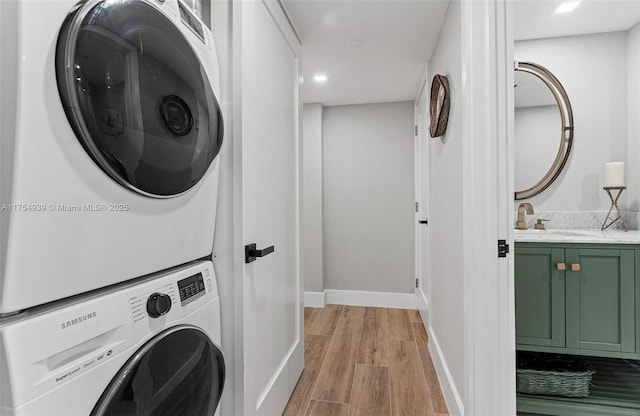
56, 0, 223, 198
91, 326, 225, 416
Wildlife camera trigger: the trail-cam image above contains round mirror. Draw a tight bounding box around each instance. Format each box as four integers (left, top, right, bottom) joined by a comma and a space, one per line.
514, 61, 574, 200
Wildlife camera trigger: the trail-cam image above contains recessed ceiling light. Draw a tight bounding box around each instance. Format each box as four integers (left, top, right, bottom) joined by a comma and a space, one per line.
554, 1, 581, 13
314, 74, 327, 83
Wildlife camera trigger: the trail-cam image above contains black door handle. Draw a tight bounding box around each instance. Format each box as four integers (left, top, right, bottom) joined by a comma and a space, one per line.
419, 219, 428, 225
245, 243, 275, 264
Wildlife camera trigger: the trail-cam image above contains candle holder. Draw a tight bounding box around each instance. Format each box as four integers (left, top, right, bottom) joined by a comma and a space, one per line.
601, 186, 628, 231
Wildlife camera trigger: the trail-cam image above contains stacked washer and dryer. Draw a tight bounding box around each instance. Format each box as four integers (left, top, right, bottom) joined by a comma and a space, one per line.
0, 0, 225, 414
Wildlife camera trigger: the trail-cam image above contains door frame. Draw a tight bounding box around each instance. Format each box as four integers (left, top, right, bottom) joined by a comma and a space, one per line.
414, 64, 430, 323
460, 1, 515, 415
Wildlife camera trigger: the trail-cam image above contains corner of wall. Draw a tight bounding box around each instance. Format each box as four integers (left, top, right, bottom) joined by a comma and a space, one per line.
428, 326, 465, 416
302, 104, 325, 293
303, 290, 326, 308
416, 286, 429, 323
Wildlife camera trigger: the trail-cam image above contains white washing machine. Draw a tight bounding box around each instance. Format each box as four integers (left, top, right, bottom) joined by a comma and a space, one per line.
0, 260, 224, 415
0, 0, 224, 314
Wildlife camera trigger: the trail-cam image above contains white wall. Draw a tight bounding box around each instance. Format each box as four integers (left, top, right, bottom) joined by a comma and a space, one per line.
628, 22, 640, 211
425, 2, 516, 413
514, 32, 628, 211
426, 0, 466, 403
322, 101, 415, 294
302, 104, 324, 293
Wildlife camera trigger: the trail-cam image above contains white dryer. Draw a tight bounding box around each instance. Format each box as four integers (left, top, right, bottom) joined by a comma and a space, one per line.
0, 260, 224, 415
0, 0, 224, 314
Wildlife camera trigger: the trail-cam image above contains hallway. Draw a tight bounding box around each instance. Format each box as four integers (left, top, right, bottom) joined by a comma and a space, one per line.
283, 305, 449, 415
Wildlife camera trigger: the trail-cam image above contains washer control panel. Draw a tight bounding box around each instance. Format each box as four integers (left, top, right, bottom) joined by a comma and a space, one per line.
126, 261, 217, 340
178, 0, 205, 43
178, 272, 206, 306
146, 293, 173, 318
129, 281, 177, 325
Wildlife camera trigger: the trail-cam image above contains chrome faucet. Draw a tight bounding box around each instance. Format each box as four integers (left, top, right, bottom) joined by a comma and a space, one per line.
516, 203, 534, 230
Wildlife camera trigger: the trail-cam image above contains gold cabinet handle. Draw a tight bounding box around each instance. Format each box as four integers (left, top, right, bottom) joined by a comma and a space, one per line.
570, 263, 581, 272
556, 262, 566, 271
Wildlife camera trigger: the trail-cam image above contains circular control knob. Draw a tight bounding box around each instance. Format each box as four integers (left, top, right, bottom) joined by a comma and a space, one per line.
146, 293, 172, 318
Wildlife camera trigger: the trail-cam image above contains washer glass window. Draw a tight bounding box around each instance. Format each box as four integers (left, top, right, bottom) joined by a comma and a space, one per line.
92, 327, 225, 415
56, 0, 223, 197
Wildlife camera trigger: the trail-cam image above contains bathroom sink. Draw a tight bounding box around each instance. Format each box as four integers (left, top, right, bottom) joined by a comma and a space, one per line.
543, 230, 596, 237
514, 229, 640, 244
514, 229, 597, 237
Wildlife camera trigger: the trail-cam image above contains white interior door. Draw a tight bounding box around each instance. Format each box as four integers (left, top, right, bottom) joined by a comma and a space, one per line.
415, 81, 430, 320
236, 1, 303, 414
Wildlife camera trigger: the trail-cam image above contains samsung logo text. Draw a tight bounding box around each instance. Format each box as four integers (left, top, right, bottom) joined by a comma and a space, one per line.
61, 312, 97, 329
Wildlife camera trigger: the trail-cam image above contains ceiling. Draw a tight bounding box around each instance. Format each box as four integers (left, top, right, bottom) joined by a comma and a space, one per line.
514, 0, 640, 41
282, 0, 450, 106
283, 0, 640, 107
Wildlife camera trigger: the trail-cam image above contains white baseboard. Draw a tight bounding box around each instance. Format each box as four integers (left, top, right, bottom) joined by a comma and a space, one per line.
303, 289, 417, 309
416, 287, 429, 324
428, 327, 465, 416
304, 291, 326, 308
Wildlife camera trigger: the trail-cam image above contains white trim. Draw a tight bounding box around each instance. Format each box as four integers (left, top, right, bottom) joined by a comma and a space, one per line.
276, 0, 302, 45
497, 1, 517, 413
231, 0, 246, 413
414, 68, 431, 335
428, 327, 465, 416
460, 1, 515, 415
326, 289, 417, 309
304, 289, 417, 309
260, 0, 300, 55
303, 291, 326, 308
414, 101, 421, 311
416, 286, 429, 324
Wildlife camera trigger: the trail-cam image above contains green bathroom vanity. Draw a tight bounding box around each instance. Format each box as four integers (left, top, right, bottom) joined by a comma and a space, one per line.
514, 230, 640, 415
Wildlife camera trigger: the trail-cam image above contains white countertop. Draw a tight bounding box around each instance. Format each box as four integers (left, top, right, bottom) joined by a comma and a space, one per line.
514, 229, 640, 244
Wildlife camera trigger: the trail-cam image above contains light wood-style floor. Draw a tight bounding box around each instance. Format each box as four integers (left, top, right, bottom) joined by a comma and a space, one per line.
283, 305, 449, 416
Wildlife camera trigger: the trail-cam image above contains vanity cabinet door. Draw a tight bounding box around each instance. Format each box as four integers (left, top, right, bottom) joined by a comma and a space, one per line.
565, 248, 635, 353
515, 246, 566, 348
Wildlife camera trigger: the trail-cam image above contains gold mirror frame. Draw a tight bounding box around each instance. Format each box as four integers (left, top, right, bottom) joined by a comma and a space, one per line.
514, 61, 574, 200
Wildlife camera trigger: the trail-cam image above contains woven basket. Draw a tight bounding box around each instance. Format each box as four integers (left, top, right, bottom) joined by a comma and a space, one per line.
517, 352, 596, 397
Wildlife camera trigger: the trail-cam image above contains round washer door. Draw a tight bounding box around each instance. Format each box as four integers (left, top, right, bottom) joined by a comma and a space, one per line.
92, 326, 225, 416
56, 0, 223, 198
